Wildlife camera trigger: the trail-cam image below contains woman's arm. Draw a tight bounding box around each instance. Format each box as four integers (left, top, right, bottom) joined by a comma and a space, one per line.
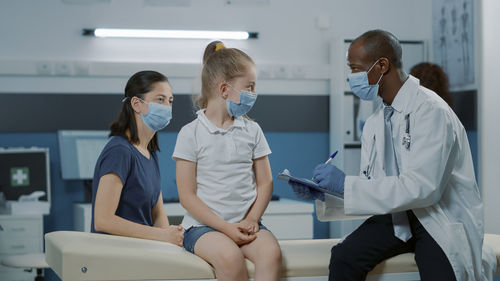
152, 192, 169, 228
241, 156, 273, 232
94, 173, 183, 246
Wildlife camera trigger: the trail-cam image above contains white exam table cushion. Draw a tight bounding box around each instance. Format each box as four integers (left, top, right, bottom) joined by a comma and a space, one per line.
485, 234, 500, 275
45, 231, 215, 280
45, 231, 500, 280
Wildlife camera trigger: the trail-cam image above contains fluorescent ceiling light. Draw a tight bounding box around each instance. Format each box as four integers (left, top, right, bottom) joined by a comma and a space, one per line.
83, 28, 258, 40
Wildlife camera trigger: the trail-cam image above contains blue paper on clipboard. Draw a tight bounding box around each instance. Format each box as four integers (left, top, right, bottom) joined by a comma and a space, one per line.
277, 169, 344, 198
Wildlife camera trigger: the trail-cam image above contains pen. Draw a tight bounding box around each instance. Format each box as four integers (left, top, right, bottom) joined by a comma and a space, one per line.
325, 151, 338, 164
313, 150, 339, 181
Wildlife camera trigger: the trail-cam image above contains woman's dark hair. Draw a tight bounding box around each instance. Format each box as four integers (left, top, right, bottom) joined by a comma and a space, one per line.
410, 62, 452, 107
109, 70, 169, 152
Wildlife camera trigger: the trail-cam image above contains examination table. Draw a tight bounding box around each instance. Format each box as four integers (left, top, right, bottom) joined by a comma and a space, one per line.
45, 231, 500, 281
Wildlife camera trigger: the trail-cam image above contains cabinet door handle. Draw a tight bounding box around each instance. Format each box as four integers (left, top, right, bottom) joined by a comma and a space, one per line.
11, 227, 26, 232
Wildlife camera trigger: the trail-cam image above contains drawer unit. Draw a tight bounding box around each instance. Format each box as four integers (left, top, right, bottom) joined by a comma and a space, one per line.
0, 218, 42, 236
0, 235, 42, 254
0, 215, 43, 281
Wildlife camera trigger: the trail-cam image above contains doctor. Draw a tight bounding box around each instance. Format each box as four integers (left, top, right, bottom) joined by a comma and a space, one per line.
290, 30, 496, 281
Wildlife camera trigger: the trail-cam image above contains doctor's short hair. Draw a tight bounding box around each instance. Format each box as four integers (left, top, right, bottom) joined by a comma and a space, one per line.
198, 41, 254, 109
354, 29, 403, 69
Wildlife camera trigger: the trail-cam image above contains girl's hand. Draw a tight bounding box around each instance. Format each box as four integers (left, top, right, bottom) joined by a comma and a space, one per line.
222, 223, 256, 246
238, 218, 259, 234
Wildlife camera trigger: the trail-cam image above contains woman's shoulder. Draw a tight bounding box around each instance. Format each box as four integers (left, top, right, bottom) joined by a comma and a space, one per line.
103, 136, 134, 155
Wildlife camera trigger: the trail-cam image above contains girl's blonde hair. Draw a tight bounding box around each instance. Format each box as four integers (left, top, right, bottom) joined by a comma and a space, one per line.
198, 41, 254, 109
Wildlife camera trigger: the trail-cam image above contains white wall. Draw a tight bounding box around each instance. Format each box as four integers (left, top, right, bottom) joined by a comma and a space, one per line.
0, 0, 432, 94
479, 0, 500, 234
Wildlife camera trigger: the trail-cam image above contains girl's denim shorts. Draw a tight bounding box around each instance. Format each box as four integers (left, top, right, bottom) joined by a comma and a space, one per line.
183, 222, 268, 253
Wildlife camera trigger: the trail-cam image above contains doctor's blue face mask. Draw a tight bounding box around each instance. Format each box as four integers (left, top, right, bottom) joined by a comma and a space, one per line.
225, 83, 258, 118
138, 98, 172, 132
348, 59, 384, 101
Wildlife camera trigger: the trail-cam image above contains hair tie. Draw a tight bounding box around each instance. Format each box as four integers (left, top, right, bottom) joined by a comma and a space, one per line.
215, 42, 226, 51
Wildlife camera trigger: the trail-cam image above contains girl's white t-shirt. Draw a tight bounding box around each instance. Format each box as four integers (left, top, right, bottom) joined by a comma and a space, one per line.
172, 110, 271, 229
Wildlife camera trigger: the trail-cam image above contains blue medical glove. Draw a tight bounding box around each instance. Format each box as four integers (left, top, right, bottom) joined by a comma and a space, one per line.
312, 163, 346, 196
288, 181, 325, 201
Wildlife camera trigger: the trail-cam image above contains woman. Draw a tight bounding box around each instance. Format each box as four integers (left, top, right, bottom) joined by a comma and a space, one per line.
91, 70, 183, 246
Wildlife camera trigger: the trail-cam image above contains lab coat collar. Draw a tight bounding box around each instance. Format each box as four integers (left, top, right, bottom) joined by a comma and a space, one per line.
390, 75, 419, 114
196, 109, 245, 134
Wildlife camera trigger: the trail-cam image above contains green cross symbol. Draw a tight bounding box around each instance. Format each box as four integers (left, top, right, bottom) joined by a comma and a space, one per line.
11, 167, 30, 187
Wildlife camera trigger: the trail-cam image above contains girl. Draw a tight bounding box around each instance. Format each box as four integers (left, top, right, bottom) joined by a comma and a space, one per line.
91, 70, 183, 246
173, 41, 282, 281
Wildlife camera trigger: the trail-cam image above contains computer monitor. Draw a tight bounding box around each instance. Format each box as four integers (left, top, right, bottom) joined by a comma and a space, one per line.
58, 131, 110, 180
0, 147, 51, 213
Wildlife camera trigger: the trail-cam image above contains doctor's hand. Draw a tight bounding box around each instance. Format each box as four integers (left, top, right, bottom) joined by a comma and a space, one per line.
222, 223, 257, 246
312, 163, 346, 196
288, 181, 325, 201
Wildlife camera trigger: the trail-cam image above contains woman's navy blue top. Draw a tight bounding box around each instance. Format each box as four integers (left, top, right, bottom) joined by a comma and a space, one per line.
91, 136, 161, 233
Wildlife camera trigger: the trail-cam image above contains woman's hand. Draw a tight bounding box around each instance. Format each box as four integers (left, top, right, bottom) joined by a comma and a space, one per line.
159, 225, 184, 247
222, 223, 256, 246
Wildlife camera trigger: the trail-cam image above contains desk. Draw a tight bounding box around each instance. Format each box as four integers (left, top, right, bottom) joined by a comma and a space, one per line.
0, 215, 43, 281
74, 199, 314, 240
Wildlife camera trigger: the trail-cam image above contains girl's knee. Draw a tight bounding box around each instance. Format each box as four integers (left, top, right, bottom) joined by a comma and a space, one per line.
270, 243, 283, 264
215, 248, 246, 270
257, 242, 282, 267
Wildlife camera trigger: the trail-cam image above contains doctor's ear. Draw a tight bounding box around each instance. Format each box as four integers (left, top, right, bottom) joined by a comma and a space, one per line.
378, 58, 390, 74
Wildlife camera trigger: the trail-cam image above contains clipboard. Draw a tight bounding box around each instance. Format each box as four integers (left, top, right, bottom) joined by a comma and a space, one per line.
277, 169, 344, 199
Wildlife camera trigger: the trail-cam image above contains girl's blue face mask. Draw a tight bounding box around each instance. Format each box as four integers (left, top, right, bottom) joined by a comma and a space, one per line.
347, 59, 383, 101
139, 98, 172, 132
225, 84, 257, 118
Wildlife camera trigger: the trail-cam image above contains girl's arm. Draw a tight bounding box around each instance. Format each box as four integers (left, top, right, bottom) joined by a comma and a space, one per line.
241, 155, 273, 232
176, 159, 228, 230
152, 192, 169, 228
94, 173, 183, 246
176, 158, 255, 245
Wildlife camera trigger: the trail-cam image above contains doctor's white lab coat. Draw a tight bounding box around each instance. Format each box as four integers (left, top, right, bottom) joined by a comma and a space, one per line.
317, 76, 497, 281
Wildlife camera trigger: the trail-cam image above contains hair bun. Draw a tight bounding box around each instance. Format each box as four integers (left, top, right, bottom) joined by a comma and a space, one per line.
215, 42, 226, 51
203, 40, 225, 65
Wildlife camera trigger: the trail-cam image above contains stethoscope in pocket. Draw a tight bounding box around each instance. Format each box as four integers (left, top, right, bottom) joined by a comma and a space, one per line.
363, 135, 377, 179
363, 114, 411, 179
402, 114, 411, 150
